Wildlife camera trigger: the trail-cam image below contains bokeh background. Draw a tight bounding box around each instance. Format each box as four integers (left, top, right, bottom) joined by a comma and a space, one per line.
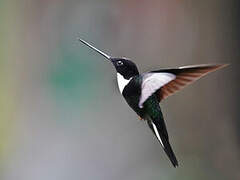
0, 0, 239, 180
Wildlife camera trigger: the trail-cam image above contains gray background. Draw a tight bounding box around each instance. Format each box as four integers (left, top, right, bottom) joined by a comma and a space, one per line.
0, 0, 239, 180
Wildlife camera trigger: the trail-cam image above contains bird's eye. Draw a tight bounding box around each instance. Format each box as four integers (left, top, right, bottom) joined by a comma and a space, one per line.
117, 60, 123, 66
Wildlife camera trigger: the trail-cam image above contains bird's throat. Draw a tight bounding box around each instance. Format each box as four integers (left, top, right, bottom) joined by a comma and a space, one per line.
117, 73, 132, 94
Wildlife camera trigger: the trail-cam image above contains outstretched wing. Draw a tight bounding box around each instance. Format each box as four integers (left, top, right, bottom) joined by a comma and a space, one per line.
138, 64, 228, 108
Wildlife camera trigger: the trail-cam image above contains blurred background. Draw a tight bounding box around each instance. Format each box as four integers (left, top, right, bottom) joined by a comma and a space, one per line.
0, 0, 239, 179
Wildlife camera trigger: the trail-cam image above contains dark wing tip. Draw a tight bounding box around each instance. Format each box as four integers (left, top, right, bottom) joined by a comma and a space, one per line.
216, 63, 230, 69
197, 63, 229, 74
179, 63, 229, 71
207, 63, 229, 71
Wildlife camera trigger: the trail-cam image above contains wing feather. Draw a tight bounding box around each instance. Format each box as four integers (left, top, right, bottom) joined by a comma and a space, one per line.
138, 73, 176, 108
138, 64, 228, 107
157, 64, 228, 102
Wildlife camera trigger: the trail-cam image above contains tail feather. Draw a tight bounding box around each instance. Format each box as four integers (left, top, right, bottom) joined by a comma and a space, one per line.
147, 120, 178, 167
161, 136, 178, 167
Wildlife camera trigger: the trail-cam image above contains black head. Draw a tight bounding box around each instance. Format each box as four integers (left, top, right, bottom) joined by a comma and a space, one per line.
111, 58, 139, 79
79, 39, 139, 79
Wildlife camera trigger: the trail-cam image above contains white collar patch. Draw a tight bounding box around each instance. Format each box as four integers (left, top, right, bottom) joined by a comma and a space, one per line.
117, 73, 132, 94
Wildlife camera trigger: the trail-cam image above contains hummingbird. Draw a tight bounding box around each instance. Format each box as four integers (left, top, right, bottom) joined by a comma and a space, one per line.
78, 38, 227, 167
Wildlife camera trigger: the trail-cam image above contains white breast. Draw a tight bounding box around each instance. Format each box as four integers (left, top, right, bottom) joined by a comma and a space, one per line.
117, 73, 132, 94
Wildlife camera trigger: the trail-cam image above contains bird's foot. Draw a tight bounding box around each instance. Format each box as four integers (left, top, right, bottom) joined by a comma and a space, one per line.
138, 116, 143, 121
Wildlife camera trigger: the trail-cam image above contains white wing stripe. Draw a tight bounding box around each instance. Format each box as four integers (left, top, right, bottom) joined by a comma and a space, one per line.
139, 73, 176, 108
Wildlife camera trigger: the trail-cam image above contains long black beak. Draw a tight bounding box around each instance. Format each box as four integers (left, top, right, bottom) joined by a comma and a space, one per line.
78, 38, 112, 61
